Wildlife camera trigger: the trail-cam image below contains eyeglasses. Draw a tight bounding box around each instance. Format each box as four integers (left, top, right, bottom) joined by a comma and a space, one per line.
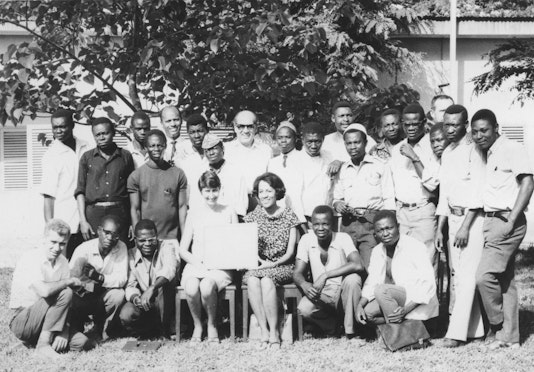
235, 124, 255, 131
136, 237, 158, 244
99, 228, 119, 239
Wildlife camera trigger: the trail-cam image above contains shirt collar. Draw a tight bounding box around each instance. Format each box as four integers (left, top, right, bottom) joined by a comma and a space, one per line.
309, 232, 343, 251
345, 154, 377, 169
92, 143, 120, 158
488, 135, 504, 155
133, 246, 160, 265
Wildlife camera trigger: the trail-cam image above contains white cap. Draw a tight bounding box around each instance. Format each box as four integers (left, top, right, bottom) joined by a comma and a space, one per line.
343, 123, 367, 136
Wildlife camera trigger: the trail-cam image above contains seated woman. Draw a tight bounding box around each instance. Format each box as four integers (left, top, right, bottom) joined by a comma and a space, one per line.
179, 171, 238, 342
243, 172, 299, 349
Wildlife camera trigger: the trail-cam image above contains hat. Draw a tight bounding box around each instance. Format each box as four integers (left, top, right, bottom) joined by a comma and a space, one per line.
201, 133, 222, 149
276, 121, 297, 134
343, 123, 367, 136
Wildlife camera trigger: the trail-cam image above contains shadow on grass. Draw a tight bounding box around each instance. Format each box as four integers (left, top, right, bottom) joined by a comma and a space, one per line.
519, 309, 534, 344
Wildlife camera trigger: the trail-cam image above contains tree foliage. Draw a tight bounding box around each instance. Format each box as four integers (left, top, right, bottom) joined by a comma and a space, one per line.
0, 0, 424, 130
411, 0, 534, 18
472, 40, 534, 104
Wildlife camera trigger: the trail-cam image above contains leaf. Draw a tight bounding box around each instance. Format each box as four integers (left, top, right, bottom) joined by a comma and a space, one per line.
18, 54, 35, 69
103, 106, 121, 122
305, 42, 317, 54
17, 69, 29, 84
140, 46, 153, 64
303, 82, 316, 96
83, 74, 95, 85
255, 22, 267, 36
210, 38, 219, 53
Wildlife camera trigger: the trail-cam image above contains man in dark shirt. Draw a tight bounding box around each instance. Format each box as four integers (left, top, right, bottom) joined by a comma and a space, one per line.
128, 129, 188, 246
75, 117, 134, 243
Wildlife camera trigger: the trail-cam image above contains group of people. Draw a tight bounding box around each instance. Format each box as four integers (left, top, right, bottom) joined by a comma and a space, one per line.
9, 95, 533, 358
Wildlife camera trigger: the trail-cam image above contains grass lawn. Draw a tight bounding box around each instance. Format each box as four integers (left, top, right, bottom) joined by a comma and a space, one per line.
2, 250, 534, 372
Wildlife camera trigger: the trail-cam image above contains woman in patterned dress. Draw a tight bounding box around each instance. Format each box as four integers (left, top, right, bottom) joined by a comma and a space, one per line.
243, 172, 299, 349
179, 171, 238, 342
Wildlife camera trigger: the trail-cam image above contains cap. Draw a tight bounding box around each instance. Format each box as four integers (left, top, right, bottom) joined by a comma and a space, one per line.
343, 123, 367, 136
276, 121, 297, 134
201, 133, 222, 149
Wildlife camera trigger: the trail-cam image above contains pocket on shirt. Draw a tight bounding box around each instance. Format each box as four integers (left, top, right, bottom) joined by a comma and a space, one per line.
365, 173, 381, 186
489, 167, 513, 188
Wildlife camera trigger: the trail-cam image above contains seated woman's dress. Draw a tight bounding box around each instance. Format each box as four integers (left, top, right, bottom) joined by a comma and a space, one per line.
243, 206, 300, 286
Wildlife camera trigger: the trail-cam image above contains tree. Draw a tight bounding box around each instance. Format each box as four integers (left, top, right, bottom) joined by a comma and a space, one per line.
0, 0, 425, 131
472, 40, 534, 104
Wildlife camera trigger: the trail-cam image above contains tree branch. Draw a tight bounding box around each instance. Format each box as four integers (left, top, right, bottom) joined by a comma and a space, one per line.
0, 18, 138, 113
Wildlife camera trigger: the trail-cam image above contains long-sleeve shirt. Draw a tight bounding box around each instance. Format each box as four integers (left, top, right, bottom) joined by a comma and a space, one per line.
362, 234, 439, 320
75, 144, 135, 204
300, 150, 335, 217
436, 134, 486, 215
225, 139, 273, 193
333, 154, 395, 210
69, 238, 129, 289
389, 134, 440, 204
125, 241, 177, 301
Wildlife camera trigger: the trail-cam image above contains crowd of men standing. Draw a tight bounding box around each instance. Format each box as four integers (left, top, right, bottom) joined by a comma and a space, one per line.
8, 95, 534, 357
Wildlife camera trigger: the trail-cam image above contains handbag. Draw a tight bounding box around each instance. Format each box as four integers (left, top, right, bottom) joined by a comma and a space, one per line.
377, 319, 430, 352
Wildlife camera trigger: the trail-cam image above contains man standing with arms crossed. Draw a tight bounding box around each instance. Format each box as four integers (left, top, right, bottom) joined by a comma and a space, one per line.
41, 109, 91, 258
435, 105, 485, 347
472, 109, 533, 350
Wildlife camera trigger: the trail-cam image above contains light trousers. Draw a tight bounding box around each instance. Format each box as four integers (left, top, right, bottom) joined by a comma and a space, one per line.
445, 213, 484, 341
298, 274, 362, 335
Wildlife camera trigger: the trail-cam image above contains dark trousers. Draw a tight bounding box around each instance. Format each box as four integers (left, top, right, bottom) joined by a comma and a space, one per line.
119, 282, 175, 338
340, 214, 377, 270
66, 232, 84, 260
71, 288, 125, 340
476, 213, 526, 344
86, 203, 130, 243
10, 288, 92, 350
364, 284, 407, 325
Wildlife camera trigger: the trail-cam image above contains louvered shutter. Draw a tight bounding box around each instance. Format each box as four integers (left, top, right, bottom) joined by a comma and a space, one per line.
2, 129, 28, 190
501, 126, 524, 143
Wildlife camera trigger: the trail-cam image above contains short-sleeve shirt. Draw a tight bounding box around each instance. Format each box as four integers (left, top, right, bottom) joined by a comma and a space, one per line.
75, 144, 135, 204
10, 248, 70, 309
40, 137, 91, 231
69, 238, 129, 289
322, 131, 377, 161
127, 161, 188, 239
483, 136, 533, 212
243, 206, 299, 262
296, 232, 357, 288
300, 150, 334, 217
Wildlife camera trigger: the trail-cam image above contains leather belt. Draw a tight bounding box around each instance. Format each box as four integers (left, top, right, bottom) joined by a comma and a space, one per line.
343, 208, 377, 223
449, 206, 466, 217
396, 199, 429, 209
485, 211, 510, 221
92, 201, 124, 207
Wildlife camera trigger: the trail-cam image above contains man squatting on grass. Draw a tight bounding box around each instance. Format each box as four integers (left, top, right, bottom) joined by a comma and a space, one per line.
9, 219, 96, 359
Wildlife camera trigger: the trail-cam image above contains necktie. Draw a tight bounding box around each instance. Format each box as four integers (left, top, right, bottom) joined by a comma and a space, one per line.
170, 140, 177, 164
283, 154, 288, 168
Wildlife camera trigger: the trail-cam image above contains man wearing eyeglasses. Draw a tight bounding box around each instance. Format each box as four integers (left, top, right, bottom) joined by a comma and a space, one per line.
224, 110, 273, 209
119, 219, 177, 338
69, 215, 128, 342
388, 103, 440, 275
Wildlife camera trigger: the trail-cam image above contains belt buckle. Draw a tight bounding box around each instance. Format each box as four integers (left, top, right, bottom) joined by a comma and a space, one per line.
408, 203, 418, 211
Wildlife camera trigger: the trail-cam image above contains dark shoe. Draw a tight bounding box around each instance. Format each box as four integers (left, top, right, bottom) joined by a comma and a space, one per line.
484, 330, 497, 345
440, 338, 463, 348
485, 340, 520, 351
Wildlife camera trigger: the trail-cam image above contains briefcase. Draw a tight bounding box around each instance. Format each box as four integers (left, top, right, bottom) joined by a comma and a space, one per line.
377, 320, 430, 352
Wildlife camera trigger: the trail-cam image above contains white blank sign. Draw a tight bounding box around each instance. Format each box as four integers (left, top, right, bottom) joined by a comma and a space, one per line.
202, 223, 259, 270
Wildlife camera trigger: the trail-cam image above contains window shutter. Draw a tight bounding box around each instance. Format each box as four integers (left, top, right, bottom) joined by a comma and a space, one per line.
2, 129, 28, 190
29, 125, 53, 188
501, 126, 524, 143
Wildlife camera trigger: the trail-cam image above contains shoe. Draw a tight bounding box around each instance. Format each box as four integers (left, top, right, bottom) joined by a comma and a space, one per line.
257, 340, 269, 350
207, 337, 220, 344
189, 336, 202, 344
440, 338, 463, 348
268, 341, 281, 350
485, 340, 520, 351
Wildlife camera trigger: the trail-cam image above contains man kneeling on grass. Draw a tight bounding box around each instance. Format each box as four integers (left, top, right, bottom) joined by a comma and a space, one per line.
9, 219, 96, 359
293, 205, 365, 338
119, 219, 177, 339
356, 210, 438, 326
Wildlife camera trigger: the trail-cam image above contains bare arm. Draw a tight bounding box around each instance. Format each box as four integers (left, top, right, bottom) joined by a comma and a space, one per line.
129, 191, 141, 231
177, 189, 188, 237
178, 218, 203, 266
509, 174, 534, 224
76, 194, 94, 240
260, 227, 298, 268
31, 277, 81, 299
43, 195, 54, 222
293, 258, 319, 301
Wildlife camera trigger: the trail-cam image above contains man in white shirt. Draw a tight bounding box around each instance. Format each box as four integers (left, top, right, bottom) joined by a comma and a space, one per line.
356, 211, 438, 325
435, 105, 486, 348
40, 109, 91, 258
119, 219, 177, 338
472, 109, 534, 349
224, 110, 273, 210
69, 215, 128, 341
126, 111, 151, 169
293, 206, 364, 337
160, 106, 186, 165
428, 94, 454, 130
369, 108, 404, 161
187, 133, 248, 217
389, 103, 440, 272
323, 101, 376, 162
300, 122, 336, 221
333, 124, 395, 269
267, 121, 306, 223
9, 220, 95, 358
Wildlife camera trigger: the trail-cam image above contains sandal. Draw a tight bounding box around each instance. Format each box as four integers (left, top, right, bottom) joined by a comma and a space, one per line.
268, 341, 281, 350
